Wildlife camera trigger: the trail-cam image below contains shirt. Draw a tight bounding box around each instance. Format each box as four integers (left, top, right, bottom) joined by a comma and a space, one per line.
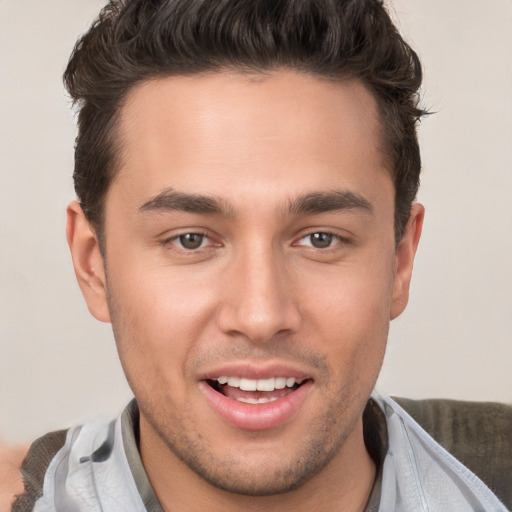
14, 393, 510, 511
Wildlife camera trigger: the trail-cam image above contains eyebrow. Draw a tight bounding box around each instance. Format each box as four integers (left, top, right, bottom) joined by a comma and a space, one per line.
139, 188, 373, 218
139, 188, 234, 216
286, 190, 374, 216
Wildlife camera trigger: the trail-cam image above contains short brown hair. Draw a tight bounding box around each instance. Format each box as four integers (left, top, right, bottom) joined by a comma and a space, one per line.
64, 0, 426, 245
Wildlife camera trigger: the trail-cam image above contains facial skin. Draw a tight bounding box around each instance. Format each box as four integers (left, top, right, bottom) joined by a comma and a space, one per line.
67, 71, 423, 512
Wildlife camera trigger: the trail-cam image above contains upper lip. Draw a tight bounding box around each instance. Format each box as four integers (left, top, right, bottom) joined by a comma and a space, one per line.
198, 361, 313, 382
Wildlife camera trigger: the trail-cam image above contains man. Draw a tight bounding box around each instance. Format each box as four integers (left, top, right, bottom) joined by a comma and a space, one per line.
6, 0, 511, 510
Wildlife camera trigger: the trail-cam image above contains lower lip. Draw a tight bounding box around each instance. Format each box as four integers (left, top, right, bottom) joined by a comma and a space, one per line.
199, 380, 313, 431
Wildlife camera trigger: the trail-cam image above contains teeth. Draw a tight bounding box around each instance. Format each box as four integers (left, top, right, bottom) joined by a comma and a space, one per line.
227, 376, 240, 387
238, 397, 259, 404
237, 396, 279, 404
216, 376, 304, 391
239, 378, 257, 391
274, 377, 287, 389
256, 378, 275, 391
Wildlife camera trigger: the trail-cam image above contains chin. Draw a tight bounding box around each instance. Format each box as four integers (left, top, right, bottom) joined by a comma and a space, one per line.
155, 414, 350, 497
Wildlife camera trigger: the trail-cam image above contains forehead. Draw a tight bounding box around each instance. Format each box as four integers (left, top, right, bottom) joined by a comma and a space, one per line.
113, 71, 391, 210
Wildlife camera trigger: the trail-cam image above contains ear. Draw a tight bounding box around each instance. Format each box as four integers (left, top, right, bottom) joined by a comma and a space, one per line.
66, 201, 111, 323
390, 203, 424, 320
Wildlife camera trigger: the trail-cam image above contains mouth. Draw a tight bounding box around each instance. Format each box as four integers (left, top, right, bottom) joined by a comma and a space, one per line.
199, 372, 313, 430
206, 376, 309, 404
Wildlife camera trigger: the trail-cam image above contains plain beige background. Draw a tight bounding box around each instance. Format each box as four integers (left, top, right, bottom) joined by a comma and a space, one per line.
1, 0, 511, 442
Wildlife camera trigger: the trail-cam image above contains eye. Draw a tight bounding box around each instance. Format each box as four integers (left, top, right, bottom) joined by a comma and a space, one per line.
297, 232, 340, 249
172, 233, 209, 250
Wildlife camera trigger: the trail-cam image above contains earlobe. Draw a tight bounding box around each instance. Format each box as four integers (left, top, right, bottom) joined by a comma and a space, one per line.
390, 203, 424, 320
66, 201, 111, 323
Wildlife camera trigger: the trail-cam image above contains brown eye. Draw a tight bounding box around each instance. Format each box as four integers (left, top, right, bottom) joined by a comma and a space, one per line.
177, 233, 205, 250
309, 232, 334, 248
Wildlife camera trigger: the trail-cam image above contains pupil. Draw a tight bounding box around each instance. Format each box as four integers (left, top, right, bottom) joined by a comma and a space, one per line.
311, 233, 332, 248
180, 233, 203, 249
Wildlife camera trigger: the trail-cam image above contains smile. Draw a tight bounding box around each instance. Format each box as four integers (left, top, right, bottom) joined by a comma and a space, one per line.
200, 372, 313, 430
208, 376, 307, 404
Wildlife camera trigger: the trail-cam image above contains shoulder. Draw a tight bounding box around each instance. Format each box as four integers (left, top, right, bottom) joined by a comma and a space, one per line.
12, 411, 138, 511
12, 429, 68, 511
394, 397, 512, 509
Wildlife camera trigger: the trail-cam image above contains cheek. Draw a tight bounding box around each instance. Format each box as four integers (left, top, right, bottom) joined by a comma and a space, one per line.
301, 257, 394, 375
105, 260, 219, 388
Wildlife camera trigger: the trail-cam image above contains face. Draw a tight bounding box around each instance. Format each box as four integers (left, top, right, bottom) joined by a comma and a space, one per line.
68, 71, 422, 498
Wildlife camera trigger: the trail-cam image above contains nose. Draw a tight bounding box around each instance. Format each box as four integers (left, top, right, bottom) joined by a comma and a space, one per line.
216, 244, 302, 343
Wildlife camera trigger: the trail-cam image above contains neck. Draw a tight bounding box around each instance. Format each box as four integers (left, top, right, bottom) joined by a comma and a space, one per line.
140, 416, 376, 512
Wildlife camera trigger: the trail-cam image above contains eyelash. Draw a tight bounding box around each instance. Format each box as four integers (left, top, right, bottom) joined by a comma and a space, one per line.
293, 231, 349, 252
161, 232, 218, 253
161, 230, 349, 254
